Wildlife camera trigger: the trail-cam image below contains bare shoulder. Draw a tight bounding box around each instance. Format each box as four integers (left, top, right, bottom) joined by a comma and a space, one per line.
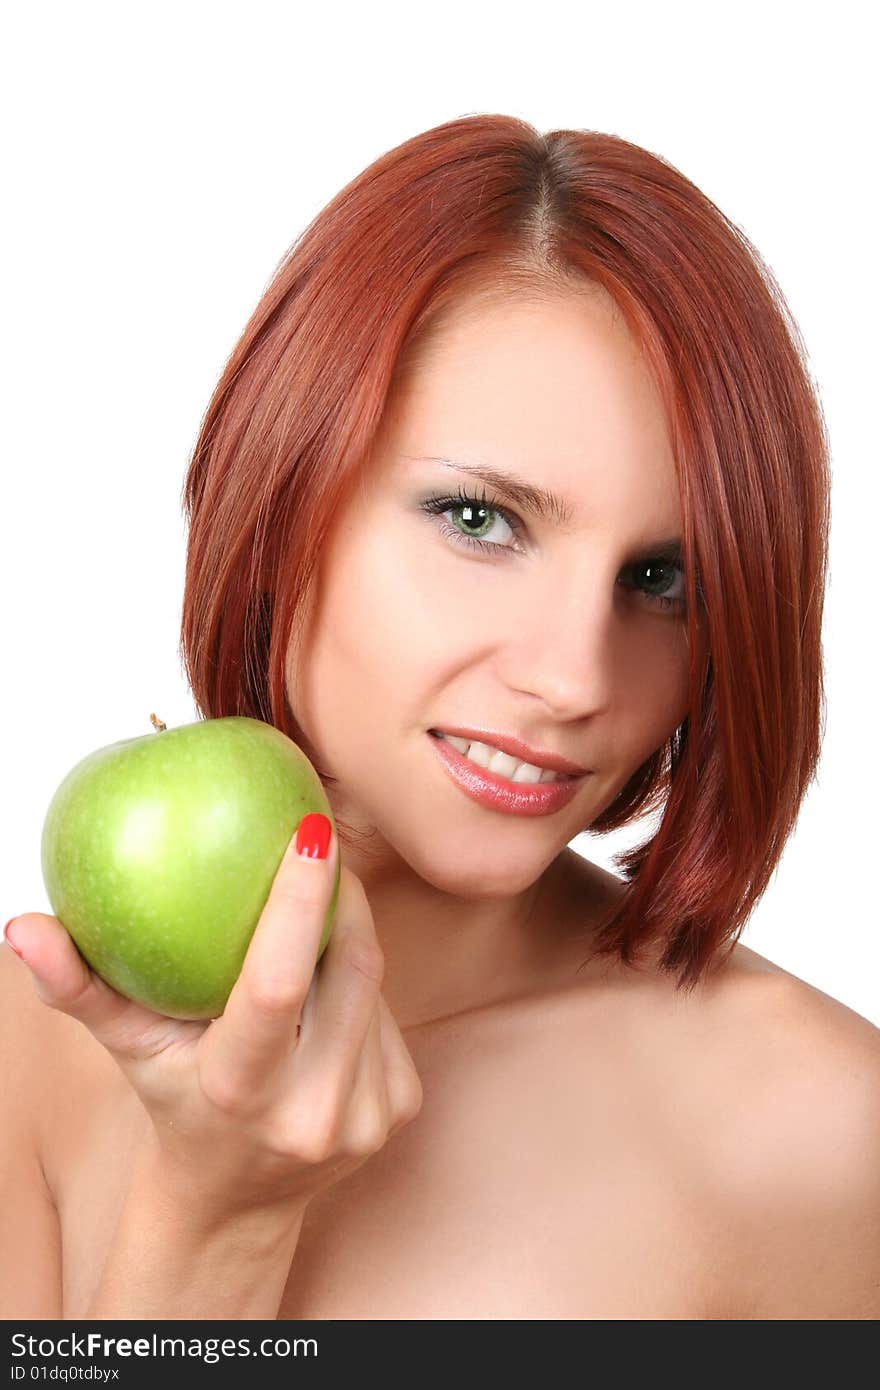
538, 864, 880, 1319
712, 942, 880, 1154
691, 943, 880, 1318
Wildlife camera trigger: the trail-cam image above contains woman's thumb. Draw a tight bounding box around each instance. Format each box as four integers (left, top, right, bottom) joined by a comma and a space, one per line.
2, 913, 193, 1060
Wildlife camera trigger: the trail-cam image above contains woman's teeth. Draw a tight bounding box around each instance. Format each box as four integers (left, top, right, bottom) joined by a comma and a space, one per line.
437, 733, 563, 784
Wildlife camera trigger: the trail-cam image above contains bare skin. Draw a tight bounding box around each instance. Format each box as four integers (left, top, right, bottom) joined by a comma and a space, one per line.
3, 850, 879, 1321
283, 282, 706, 1034
5, 284, 879, 1319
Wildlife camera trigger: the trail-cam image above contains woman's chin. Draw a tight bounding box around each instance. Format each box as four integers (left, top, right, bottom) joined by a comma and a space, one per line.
419, 856, 549, 904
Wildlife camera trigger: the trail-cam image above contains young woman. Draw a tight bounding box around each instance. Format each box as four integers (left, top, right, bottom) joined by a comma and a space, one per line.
3, 114, 878, 1321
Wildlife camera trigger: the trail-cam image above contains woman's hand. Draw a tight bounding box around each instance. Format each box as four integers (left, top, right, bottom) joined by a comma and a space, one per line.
4, 814, 423, 1221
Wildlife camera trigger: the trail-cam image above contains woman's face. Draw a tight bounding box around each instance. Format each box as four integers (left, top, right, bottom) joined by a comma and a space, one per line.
287, 285, 697, 899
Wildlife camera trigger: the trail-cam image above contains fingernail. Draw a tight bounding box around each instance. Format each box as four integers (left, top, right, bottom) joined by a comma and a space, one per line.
3, 918, 26, 959
295, 812, 332, 860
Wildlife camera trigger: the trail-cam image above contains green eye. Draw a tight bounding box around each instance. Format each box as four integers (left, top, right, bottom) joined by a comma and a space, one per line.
418, 490, 693, 614
419, 488, 523, 555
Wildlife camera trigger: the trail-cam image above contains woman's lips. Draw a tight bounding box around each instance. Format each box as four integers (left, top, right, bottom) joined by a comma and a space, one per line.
428, 726, 588, 777
427, 731, 589, 818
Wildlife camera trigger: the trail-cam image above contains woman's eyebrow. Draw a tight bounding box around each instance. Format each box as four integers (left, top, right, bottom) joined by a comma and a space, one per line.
402, 454, 683, 553
403, 455, 575, 528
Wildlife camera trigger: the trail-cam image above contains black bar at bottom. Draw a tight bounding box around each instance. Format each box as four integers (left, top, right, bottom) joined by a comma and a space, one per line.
3, 1318, 588, 1384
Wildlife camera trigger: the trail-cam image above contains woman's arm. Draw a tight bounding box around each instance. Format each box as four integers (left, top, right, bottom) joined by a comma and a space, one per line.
5, 819, 421, 1321
0, 1110, 63, 1320
0, 945, 64, 1319
82, 1136, 308, 1320
1, 938, 306, 1322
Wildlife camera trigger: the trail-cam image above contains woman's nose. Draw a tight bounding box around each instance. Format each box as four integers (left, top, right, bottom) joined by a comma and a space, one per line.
495, 580, 617, 720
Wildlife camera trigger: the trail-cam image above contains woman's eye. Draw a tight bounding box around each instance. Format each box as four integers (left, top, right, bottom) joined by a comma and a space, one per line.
418, 489, 524, 555
620, 558, 689, 612
418, 489, 692, 613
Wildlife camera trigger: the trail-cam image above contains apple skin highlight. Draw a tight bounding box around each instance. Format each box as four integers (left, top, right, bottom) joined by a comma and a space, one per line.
40, 715, 340, 1020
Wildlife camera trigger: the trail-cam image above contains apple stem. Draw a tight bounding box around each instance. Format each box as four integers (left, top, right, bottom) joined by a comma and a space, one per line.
149, 713, 167, 732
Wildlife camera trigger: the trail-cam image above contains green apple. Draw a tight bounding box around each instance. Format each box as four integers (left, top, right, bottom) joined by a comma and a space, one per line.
40, 715, 340, 1020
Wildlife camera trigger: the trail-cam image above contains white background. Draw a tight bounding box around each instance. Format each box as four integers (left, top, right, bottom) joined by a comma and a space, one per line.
2, 1, 876, 1025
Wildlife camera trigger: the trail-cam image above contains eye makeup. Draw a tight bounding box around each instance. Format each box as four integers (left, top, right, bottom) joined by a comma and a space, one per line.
417, 486, 692, 612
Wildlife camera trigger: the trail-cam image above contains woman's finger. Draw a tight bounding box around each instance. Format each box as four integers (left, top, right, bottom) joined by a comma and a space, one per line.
375, 992, 425, 1135
299, 870, 385, 1097
334, 1008, 391, 1156
199, 820, 339, 1103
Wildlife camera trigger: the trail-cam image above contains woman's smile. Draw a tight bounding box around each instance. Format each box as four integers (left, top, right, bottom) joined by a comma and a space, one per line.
426, 728, 592, 818
283, 283, 696, 1018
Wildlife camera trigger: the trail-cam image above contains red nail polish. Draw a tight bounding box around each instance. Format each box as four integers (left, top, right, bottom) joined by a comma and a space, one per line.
296, 813, 332, 860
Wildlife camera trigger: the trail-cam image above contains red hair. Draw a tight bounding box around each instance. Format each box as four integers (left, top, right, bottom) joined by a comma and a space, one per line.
178, 114, 831, 992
